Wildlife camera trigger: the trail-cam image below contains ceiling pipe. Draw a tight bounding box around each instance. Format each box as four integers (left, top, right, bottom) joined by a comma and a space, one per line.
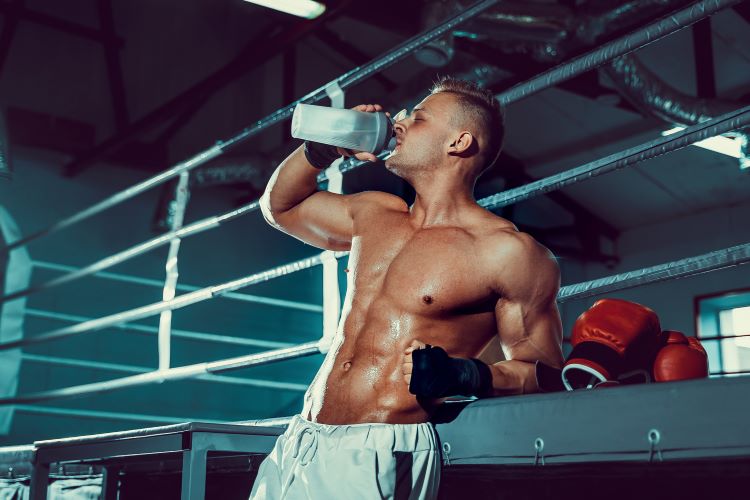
415, 0, 695, 65
603, 54, 749, 169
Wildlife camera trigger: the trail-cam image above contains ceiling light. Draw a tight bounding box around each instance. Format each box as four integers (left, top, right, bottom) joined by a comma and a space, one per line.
662, 126, 743, 160
242, 0, 326, 19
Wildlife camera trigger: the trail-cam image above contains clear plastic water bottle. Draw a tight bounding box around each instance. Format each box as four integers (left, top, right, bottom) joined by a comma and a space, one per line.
291, 103, 394, 154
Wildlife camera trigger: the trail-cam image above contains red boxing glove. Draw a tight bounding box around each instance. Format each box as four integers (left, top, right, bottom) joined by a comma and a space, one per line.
563, 298, 661, 390
653, 331, 709, 382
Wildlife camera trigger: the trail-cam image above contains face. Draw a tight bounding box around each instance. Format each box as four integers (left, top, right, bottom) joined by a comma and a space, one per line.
384, 92, 459, 179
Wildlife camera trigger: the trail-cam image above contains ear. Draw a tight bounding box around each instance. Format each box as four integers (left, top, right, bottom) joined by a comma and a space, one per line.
448, 131, 474, 156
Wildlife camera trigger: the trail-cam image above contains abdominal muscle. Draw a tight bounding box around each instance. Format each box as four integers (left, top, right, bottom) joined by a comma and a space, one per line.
305, 332, 433, 425
313, 357, 429, 424
303, 304, 491, 425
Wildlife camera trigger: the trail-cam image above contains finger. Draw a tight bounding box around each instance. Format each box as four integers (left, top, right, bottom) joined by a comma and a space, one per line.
355, 152, 378, 163
411, 340, 427, 351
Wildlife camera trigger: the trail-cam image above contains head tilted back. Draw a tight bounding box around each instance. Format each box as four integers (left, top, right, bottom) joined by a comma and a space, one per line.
430, 77, 505, 176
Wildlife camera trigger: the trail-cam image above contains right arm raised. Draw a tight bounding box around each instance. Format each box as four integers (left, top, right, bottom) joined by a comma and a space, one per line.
261, 103, 391, 250
260, 144, 357, 251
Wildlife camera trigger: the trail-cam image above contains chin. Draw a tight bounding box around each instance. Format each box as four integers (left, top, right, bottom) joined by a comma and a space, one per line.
383, 155, 398, 171
384, 158, 406, 178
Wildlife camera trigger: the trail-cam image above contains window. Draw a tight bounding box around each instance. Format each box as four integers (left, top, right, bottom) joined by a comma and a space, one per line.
695, 289, 750, 376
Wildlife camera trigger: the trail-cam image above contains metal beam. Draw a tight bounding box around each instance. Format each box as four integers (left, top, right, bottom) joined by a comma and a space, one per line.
97, 0, 129, 129
63, 2, 351, 176
692, 18, 716, 99
0, 2, 124, 47
314, 27, 398, 92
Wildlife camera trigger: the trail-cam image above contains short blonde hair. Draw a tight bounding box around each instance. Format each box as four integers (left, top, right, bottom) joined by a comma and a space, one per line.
430, 76, 505, 174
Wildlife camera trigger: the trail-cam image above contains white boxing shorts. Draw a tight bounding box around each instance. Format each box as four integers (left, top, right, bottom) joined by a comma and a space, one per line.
249, 415, 441, 499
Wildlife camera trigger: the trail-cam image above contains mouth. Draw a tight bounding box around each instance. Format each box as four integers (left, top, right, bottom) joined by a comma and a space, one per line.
384, 136, 402, 159
384, 142, 400, 161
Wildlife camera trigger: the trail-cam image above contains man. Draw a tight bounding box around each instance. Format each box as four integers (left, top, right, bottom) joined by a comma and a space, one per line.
251, 77, 564, 499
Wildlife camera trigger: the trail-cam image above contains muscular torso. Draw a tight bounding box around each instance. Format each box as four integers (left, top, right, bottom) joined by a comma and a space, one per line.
306, 198, 509, 424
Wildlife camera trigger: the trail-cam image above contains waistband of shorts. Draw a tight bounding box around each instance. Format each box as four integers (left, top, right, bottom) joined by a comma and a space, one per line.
287, 414, 437, 453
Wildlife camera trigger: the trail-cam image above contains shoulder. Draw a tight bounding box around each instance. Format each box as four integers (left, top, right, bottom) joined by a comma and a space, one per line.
489, 229, 555, 264
468, 210, 553, 262
348, 191, 408, 214
477, 222, 560, 295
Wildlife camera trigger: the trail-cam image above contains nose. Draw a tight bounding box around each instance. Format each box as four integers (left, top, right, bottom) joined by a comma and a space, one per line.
392, 108, 408, 138
393, 120, 406, 137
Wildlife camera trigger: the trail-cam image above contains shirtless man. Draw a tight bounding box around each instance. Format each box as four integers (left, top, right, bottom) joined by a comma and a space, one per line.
250, 77, 564, 499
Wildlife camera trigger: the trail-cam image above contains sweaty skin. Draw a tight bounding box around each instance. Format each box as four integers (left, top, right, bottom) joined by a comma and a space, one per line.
261, 96, 564, 425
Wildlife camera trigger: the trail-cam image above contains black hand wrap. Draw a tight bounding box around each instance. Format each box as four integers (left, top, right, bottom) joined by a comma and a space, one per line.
409, 345, 493, 398
304, 141, 341, 169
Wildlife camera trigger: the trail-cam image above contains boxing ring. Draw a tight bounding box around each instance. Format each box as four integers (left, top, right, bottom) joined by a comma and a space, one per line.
1, 0, 749, 498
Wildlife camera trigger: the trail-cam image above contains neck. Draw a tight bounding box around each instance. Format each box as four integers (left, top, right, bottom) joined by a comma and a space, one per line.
408, 172, 477, 227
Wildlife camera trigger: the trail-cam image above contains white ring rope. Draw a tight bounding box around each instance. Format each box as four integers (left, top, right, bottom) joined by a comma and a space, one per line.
0, 203, 260, 304
479, 106, 750, 210
2, 241, 748, 405
30, 260, 322, 312
558, 242, 750, 302
0, 251, 346, 352
0, 342, 320, 405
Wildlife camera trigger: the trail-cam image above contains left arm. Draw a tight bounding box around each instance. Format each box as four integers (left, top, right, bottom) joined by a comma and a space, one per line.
487, 233, 564, 396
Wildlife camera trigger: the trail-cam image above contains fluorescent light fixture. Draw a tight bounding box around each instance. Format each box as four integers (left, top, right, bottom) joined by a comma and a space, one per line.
662, 126, 743, 159
242, 0, 326, 19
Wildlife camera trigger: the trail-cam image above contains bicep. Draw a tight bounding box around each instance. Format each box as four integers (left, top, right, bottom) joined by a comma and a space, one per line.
264, 190, 354, 251
495, 298, 564, 368
493, 238, 564, 367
